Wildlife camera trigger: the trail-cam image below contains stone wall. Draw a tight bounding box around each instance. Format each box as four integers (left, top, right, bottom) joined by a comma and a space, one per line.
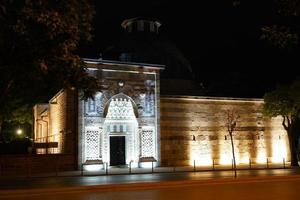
160, 96, 289, 167
33, 104, 49, 154
48, 90, 66, 153
48, 89, 77, 154
78, 62, 161, 166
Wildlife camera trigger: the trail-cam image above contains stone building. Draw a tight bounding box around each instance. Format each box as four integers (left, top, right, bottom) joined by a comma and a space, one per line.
33, 18, 289, 170
33, 59, 289, 169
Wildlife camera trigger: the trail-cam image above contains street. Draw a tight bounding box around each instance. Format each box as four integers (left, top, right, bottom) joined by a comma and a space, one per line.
3, 176, 300, 200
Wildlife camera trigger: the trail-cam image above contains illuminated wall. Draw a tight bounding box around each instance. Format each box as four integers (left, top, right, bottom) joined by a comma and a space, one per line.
48, 90, 66, 153
78, 61, 162, 167
34, 89, 77, 154
34, 61, 289, 170
160, 96, 289, 167
33, 104, 49, 154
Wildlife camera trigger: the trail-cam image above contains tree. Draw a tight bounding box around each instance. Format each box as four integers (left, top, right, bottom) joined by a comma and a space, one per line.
225, 109, 240, 178
263, 80, 300, 166
260, 0, 300, 50
0, 0, 99, 141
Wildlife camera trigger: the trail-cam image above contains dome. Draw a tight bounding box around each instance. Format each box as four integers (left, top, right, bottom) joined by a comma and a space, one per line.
103, 17, 193, 79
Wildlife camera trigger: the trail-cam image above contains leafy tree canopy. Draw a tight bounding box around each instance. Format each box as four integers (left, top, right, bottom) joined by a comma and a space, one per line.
263, 80, 300, 119
260, 0, 300, 50
0, 0, 98, 138
263, 80, 300, 166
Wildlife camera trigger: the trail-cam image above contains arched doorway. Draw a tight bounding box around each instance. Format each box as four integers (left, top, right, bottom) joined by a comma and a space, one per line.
103, 93, 139, 166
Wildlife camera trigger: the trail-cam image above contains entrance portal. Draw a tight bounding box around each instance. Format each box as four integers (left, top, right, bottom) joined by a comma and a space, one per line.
109, 136, 126, 166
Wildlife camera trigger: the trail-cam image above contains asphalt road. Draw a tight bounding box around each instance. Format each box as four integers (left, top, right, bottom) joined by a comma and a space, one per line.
3, 176, 300, 200
1, 168, 299, 190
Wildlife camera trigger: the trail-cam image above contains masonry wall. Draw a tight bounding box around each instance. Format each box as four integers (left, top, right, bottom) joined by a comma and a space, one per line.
48, 89, 77, 155
160, 96, 289, 167
78, 66, 159, 166
33, 104, 49, 148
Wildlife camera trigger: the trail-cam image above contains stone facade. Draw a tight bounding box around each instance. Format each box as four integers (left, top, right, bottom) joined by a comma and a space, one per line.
78, 60, 162, 167
160, 96, 288, 166
33, 60, 290, 170
34, 89, 77, 155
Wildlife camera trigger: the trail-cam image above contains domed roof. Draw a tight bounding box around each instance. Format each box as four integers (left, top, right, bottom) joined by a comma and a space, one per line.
103, 18, 193, 79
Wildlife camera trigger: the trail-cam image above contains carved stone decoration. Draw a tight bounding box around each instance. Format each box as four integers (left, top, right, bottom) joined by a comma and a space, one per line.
103, 94, 139, 164
80, 66, 160, 167
85, 127, 101, 161
138, 118, 155, 126
84, 117, 102, 126
106, 97, 136, 120
140, 126, 156, 158
84, 92, 103, 117
143, 80, 155, 117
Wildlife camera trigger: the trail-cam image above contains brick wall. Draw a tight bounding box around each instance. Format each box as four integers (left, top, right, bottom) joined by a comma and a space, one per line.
160, 96, 289, 166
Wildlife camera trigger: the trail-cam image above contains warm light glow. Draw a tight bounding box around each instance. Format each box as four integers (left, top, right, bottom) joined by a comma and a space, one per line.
84, 164, 103, 171
237, 153, 250, 164
219, 141, 232, 165
190, 151, 213, 166
197, 156, 213, 166
271, 134, 288, 163
189, 140, 213, 166
49, 94, 64, 153
219, 154, 232, 165
256, 149, 266, 163
16, 129, 23, 135
270, 117, 289, 163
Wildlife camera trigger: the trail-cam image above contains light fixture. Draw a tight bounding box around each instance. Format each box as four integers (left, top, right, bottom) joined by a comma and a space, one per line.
118, 80, 124, 87
16, 128, 23, 135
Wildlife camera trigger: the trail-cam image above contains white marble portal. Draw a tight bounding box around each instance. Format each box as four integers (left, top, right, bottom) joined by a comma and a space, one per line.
79, 64, 161, 168
82, 92, 158, 166
102, 94, 139, 165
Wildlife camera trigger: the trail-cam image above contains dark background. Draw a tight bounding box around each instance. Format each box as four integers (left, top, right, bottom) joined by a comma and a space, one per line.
79, 1, 300, 98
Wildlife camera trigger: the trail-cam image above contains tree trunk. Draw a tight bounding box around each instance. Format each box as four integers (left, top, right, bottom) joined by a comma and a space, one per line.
287, 129, 299, 167
230, 133, 237, 177
0, 117, 3, 142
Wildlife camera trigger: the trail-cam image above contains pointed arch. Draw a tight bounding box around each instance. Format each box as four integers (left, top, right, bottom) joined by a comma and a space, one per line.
103, 93, 139, 119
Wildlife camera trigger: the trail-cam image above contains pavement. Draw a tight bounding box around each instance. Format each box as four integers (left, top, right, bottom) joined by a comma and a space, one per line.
1, 168, 300, 198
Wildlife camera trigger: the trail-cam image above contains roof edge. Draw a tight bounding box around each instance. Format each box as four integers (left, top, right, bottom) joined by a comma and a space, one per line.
83, 58, 165, 70
161, 95, 264, 103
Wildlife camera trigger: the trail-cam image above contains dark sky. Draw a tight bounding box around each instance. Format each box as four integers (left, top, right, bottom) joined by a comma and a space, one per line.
80, 1, 300, 98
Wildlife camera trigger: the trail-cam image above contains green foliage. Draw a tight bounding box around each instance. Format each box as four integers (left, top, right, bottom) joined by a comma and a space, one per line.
0, 0, 98, 138
261, 25, 298, 49
263, 80, 300, 119
276, 0, 300, 16
263, 80, 300, 166
260, 0, 300, 50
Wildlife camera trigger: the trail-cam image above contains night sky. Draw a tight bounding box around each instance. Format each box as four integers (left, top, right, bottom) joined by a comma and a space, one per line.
79, 1, 300, 98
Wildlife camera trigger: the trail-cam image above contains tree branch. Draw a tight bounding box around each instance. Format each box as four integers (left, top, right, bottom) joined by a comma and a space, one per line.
282, 116, 288, 130
0, 78, 14, 105
287, 115, 291, 127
